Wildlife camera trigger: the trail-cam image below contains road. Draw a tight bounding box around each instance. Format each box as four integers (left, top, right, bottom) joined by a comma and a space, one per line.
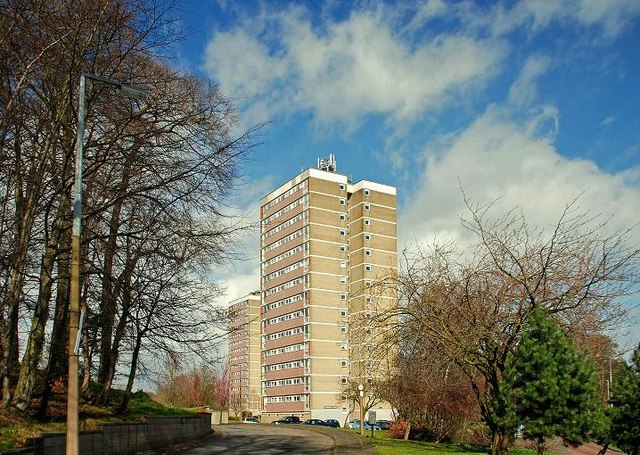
139, 424, 376, 455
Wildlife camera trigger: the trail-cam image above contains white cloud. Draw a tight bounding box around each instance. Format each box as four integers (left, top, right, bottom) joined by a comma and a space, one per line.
459, 0, 640, 38
205, 7, 505, 128
575, 0, 640, 36
599, 116, 615, 128
400, 106, 640, 250
508, 55, 551, 108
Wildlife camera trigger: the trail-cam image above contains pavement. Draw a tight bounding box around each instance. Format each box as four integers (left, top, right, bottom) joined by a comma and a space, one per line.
137, 424, 376, 455
296, 425, 377, 455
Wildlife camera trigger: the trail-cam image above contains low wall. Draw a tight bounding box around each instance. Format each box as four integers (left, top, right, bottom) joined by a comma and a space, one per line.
1, 413, 212, 455
209, 409, 228, 425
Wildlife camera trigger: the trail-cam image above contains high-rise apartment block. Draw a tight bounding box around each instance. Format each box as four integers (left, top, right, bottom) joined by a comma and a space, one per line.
228, 292, 262, 416
228, 156, 397, 422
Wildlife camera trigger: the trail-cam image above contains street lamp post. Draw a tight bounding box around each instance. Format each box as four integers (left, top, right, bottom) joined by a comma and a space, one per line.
358, 384, 364, 437
67, 73, 147, 455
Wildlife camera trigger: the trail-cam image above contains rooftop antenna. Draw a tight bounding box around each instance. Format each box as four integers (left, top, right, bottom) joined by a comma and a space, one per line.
317, 154, 337, 173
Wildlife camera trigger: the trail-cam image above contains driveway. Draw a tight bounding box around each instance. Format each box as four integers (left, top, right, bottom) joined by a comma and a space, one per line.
138, 424, 375, 455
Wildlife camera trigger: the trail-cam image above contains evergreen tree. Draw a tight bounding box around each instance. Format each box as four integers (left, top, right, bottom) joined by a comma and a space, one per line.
503, 306, 601, 455
609, 345, 640, 455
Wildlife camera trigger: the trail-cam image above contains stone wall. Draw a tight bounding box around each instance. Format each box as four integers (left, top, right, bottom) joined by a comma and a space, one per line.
1, 413, 212, 455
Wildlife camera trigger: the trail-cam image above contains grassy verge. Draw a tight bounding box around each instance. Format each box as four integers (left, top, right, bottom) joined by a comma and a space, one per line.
0, 390, 195, 451
362, 431, 539, 455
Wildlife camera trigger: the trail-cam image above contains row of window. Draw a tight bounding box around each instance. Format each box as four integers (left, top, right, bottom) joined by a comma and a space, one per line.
263, 210, 306, 239
263, 325, 306, 341
262, 194, 308, 225
263, 259, 307, 283
263, 359, 306, 372
263, 292, 304, 313
265, 377, 305, 388
264, 342, 306, 357
264, 309, 306, 326
263, 244, 304, 269
263, 180, 306, 212
265, 395, 305, 403
263, 227, 306, 253
264, 276, 304, 297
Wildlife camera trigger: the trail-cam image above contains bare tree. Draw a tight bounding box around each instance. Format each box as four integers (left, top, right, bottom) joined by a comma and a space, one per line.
1, 0, 259, 414
376, 197, 639, 454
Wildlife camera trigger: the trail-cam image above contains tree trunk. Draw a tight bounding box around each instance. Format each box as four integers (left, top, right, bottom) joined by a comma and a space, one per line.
537, 436, 545, 455
404, 420, 411, 440
1, 125, 49, 407
492, 430, 512, 455
97, 155, 134, 385
37, 219, 72, 420
117, 329, 144, 415
13, 194, 69, 410
597, 442, 609, 455
100, 262, 135, 404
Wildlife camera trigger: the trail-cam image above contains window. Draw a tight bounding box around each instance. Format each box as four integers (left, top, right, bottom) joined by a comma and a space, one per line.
340, 260, 347, 269
340, 276, 348, 284
341, 360, 348, 368
364, 233, 372, 241
339, 212, 347, 220
364, 219, 371, 226
340, 244, 347, 252
341, 377, 348, 384
365, 249, 372, 256
339, 229, 347, 236
341, 342, 348, 350
364, 203, 370, 211
340, 309, 347, 317
339, 183, 346, 191
339, 198, 346, 205
366, 296, 372, 303
340, 293, 347, 300
365, 280, 372, 287
340, 326, 348, 334
365, 264, 372, 272
364, 189, 370, 196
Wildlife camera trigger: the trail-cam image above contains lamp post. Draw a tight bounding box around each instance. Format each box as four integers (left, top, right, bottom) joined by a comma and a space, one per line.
358, 384, 364, 436
67, 73, 147, 455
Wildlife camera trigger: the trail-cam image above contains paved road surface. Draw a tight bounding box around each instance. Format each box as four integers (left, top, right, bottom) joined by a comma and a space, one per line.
139, 424, 375, 455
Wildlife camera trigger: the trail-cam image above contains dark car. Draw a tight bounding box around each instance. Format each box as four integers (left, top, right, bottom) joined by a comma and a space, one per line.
272, 416, 301, 425
302, 418, 325, 425
376, 420, 391, 430
323, 419, 340, 428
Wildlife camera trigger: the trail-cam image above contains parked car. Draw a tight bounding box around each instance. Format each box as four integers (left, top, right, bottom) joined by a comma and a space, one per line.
302, 419, 325, 426
323, 419, 340, 428
347, 419, 381, 430
376, 419, 391, 430
272, 416, 301, 425
242, 417, 260, 424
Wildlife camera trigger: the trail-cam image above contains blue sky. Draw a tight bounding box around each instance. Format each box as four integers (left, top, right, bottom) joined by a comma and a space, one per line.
175, 0, 640, 349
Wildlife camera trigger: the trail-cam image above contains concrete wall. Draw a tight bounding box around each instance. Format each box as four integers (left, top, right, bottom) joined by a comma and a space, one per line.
1, 413, 212, 455
210, 409, 229, 425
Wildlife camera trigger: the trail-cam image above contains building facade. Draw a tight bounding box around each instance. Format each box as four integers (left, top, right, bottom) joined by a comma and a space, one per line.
259, 156, 397, 422
228, 292, 262, 416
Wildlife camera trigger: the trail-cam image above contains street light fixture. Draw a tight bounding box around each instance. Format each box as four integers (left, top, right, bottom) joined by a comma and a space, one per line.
67, 72, 147, 455
358, 384, 365, 437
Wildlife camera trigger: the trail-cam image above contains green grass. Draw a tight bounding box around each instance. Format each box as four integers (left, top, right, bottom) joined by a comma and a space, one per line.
0, 389, 195, 451
367, 431, 539, 455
